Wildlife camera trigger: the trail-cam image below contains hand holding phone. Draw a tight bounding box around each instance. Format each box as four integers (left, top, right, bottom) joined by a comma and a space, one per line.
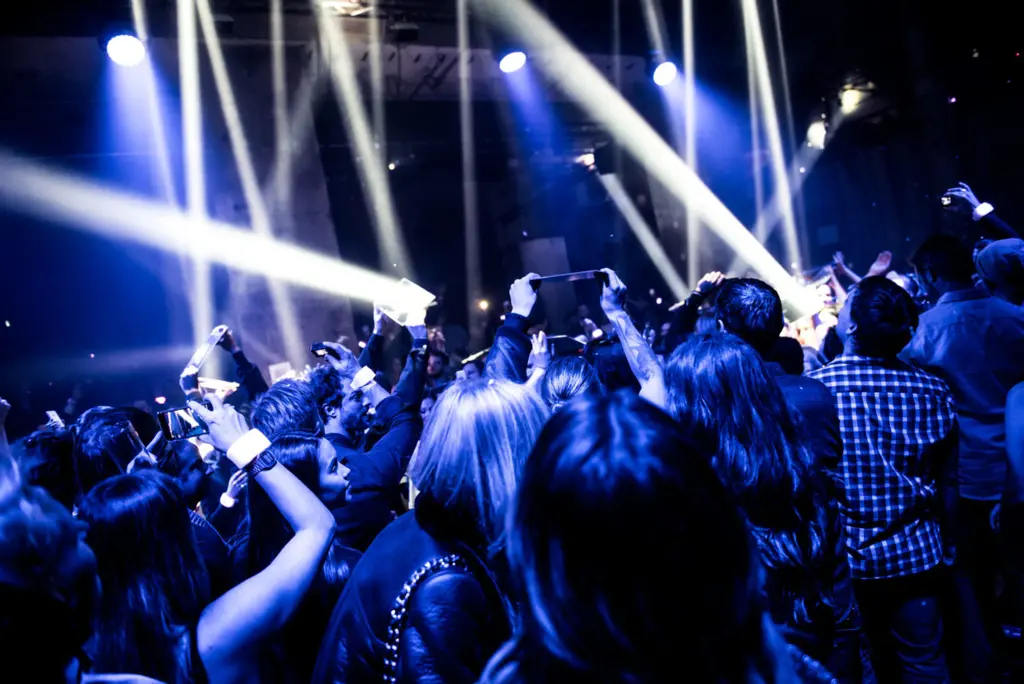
509, 273, 541, 318
310, 342, 341, 360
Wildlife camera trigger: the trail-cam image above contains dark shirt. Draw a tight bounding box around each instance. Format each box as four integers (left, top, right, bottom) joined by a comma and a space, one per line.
903, 287, 1024, 500
329, 396, 421, 551
765, 362, 843, 478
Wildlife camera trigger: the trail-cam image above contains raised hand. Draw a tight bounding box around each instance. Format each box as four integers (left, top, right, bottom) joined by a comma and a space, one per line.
372, 305, 388, 335
322, 341, 361, 379
218, 329, 240, 354
600, 268, 628, 316
832, 251, 848, 274
226, 469, 249, 499
529, 332, 550, 372
509, 273, 541, 318
695, 271, 725, 296
943, 182, 981, 215
189, 394, 251, 454
866, 251, 893, 278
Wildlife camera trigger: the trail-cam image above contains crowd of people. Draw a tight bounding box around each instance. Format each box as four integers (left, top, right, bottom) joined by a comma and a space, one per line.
1, 180, 1024, 683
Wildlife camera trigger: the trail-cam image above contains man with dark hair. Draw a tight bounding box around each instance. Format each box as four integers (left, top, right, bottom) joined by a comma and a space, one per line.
906, 234, 1024, 681
714, 278, 841, 475
810, 276, 955, 682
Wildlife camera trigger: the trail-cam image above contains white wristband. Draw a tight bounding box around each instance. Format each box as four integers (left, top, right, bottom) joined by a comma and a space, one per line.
973, 202, 994, 221
226, 429, 271, 469
219, 492, 237, 509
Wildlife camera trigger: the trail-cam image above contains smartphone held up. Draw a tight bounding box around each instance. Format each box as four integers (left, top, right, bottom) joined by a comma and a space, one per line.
158, 406, 209, 441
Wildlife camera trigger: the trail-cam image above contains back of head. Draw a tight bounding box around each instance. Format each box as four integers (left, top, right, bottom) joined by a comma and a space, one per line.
665, 333, 817, 530
911, 234, 976, 286
848, 276, 919, 359
714, 278, 785, 357
507, 391, 761, 682
409, 379, 548, 553
768, 336, 804, 376
975, 238, 1024, 298
0, 477, 99, 682
538, 356, 604, 411
251, 379, 321, 439
73, 415, 140, 497
78, 470, 209, 683
15, 429, 77, 511
307, 365, 347, 421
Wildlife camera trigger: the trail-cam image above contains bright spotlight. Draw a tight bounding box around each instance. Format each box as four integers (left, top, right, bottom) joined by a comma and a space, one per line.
806, 120, 826, 149
499, 51, 527, 73
106, 34, 146, 67
840, 87, 865, 115
477, 299, 490, 311
154, 396, 167, 405
652, 61, 678, 87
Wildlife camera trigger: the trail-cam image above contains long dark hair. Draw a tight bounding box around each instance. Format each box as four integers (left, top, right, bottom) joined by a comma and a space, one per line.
487, 391, 789, 683
243, 433, 354, 681
666, 333, 831, 623
78, 470, 210, 684
245, 432, 351, 585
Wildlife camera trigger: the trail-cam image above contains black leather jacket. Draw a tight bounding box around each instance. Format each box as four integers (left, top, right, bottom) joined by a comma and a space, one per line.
311, 496, 511, 684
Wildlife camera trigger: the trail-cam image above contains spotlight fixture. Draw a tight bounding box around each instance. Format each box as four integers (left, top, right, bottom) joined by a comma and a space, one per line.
499, 51, 527, 74
477, 299, 491, 311
105, 34, 146, 67
806, 120, 827, 149
652, 61, 678, 87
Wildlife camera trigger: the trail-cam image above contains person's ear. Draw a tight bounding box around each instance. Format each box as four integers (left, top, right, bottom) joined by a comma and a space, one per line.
323, 404, 339, 419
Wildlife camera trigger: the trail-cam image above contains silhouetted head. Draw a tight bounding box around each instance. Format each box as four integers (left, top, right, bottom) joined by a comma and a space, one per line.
78, 470, 209, 683
0, 469, 99, 683
713, 279, 785, 357
911, 234, 976, 297
499, 391, 766, 682
842, 276, 919, 359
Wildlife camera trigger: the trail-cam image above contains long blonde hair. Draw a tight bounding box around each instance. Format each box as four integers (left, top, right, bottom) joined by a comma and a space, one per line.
409, 378, 549, 554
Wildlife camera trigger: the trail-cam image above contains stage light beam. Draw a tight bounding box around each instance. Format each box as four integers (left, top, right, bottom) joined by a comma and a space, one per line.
0, 152, 401, 305
470, 0, 818, 316
314, 5, 412, 276
197, 0, 306, 367
600, 174, 688, 301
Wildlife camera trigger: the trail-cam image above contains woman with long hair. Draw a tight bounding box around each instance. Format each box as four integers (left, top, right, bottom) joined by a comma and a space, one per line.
481, 391, 831, 683
313, 378, 549, 684
665, 333, 860, 681
241, 432, 359, 682
79, 396, 337, 684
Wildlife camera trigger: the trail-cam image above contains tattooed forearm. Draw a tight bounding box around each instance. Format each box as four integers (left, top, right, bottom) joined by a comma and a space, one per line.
609, 312, 662, 384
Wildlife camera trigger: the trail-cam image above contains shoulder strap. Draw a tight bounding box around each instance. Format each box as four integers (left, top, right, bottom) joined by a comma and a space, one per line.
382, 553, 469, 683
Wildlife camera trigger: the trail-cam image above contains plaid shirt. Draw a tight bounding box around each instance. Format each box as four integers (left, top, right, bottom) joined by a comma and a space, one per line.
809, 354, 955, 580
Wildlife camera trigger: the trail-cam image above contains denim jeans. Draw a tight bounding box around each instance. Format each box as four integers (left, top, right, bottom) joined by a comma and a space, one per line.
854, 568, 949, 683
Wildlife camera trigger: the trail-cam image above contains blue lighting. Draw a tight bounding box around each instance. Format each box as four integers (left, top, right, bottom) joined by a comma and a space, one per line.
499, 51, 527, 74
653, 61, 678, 87
106, 34, 146, 67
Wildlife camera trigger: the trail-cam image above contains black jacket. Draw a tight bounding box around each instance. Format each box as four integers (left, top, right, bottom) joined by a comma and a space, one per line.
311, 496, 511, 684
765, 363, 843, 479
484, 313, 531, 383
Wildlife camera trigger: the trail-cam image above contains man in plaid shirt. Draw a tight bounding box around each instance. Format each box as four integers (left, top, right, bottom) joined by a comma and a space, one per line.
810, 276, 956, 682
